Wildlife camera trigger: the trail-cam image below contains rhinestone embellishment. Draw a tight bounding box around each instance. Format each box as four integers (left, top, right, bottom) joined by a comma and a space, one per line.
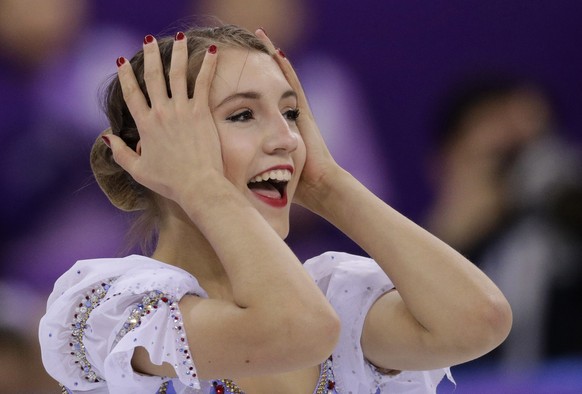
315, 357, 336, 394
211, 379, 244, 394
113, 290, 197, 381
206, 356, 336, 394
113, 290, 170, 346
68, 280, 114, 383
63, 283, 337, 393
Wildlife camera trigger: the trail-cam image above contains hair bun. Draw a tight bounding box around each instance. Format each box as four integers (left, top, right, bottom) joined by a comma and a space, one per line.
90, 128, 147, 212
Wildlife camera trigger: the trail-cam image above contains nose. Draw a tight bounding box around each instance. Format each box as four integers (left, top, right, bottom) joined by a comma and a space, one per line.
263, 113, 299, 154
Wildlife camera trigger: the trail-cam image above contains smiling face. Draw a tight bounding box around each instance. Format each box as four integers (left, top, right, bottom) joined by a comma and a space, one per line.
208, 47, 306, 238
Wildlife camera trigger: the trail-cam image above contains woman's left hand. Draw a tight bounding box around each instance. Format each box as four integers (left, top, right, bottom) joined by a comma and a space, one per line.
256, 29, 344, 210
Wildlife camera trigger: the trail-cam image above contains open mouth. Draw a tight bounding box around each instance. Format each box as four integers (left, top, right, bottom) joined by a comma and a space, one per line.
247, 169, 292, 203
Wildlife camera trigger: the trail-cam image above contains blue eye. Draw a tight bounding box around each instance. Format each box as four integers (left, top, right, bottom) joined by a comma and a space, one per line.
226, 110, 254, 122
284, 108, 300, 121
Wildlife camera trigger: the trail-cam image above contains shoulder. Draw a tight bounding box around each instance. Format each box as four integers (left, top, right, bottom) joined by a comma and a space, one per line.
46, 255, 204, 307
39, 255, 205, 391
305, 253, 452, 393
304, 251, 394, 297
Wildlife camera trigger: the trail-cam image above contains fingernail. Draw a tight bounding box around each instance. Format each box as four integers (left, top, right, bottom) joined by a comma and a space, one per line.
144, 34, 154, 45
208, 44, 217, 54
116, 57, 125, 67
277, 48, 286, 58
175, 31, 185, 41
258, 27, 268, 36
101, 135, 111, 148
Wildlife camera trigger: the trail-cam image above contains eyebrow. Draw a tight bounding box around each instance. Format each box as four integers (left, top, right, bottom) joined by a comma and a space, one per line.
213, 90, 297, 110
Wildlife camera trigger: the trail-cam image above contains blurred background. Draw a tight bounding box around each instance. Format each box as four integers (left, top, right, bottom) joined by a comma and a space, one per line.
1, 0, 581, 392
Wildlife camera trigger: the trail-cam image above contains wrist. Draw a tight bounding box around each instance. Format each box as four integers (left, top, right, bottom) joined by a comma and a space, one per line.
174, 172, 245, 217
297, 167, 355, 218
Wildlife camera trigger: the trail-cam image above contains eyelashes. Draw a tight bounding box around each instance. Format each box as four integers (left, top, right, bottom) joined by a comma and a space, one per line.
284, 108, 300, 121
225, 108, 300, 123
226, 109, 254, 122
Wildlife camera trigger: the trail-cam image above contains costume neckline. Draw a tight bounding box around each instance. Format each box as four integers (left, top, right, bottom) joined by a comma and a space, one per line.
204, 356, 336, 394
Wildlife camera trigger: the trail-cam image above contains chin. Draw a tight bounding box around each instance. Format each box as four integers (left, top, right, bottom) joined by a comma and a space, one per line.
246, 193, 291, 239
263, 213, 290, 239
273, 221, 290, 240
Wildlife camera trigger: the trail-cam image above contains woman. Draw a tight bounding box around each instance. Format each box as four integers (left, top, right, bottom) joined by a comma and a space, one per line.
39, 25, 511, 394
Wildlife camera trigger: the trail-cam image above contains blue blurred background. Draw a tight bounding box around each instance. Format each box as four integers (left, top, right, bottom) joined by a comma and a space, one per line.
1, 0, 581, 392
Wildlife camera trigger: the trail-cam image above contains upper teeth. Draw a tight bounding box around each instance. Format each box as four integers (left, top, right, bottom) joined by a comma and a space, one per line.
249, 169, 292, 183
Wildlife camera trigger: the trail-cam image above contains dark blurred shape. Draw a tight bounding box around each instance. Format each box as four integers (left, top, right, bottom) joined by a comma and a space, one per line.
0, 281, 56, 392
426, 74, 582, 370
0, 0, 87, 68
0, 0, 137, 290
0, 327, 33, 391
0, 0, 138, 390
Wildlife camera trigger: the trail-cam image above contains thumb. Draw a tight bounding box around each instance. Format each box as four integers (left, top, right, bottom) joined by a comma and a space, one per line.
102, 133, 140, 173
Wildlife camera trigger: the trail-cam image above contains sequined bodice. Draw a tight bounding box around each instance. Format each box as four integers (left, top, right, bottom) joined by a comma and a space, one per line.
208, 356, 337, 394
153, 356, 337, 394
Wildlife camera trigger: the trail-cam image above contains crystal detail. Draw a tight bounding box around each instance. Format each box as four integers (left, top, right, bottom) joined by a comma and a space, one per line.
207, 356, 336, 394
113, 290, 170, 347
112, 290, 196, 381
68, 280, 114, 383
314, 357, 336, 394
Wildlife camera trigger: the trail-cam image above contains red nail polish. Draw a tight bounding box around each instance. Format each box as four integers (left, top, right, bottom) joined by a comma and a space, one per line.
144, 34, 154, 45
175, 31, 185, 41
277, 48, 286, 58
259, 27, 268, 36
101, 135, 111, 148
116, 57, 125, 67
208, 44, 217, 54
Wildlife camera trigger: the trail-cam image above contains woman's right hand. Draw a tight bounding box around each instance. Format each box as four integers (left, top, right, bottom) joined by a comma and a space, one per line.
105, 35, 222, 204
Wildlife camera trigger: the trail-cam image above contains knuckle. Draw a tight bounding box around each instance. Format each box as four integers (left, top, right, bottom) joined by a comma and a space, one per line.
191, 104, 206, 118
142, 68, 159, 82
151, 106, 167, 120
110, 149, 124, 168
193, 83, 209, 100
169, 65, 184, 79
121, 83, 138, 101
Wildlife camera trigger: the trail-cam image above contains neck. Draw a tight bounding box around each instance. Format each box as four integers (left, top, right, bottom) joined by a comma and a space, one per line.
151, 204, 231, 296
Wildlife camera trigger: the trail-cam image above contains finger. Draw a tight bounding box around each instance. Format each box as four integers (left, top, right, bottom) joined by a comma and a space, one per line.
255, 28, 276, 54
106, 133, 141, 174
117, 57, 149, 118
272, 52, 311, 115
254, 29, 313, 118
192, 44, 218, 110
142, 34, 169, 106
169, 31, 189, 101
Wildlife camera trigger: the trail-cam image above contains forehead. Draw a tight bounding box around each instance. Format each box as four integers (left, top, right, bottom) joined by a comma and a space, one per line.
209, 48, 291, 104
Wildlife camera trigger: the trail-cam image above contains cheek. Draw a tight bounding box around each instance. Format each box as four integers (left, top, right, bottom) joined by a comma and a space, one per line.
294, 134, 307, 173
219, 134, 256, 183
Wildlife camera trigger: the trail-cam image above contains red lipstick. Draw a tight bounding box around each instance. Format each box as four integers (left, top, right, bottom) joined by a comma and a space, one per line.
248, 165, 293, 208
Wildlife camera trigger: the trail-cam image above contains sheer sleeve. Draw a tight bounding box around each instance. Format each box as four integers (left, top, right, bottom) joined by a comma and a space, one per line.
39, 256, 206, 394
304, 252, 453, 394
